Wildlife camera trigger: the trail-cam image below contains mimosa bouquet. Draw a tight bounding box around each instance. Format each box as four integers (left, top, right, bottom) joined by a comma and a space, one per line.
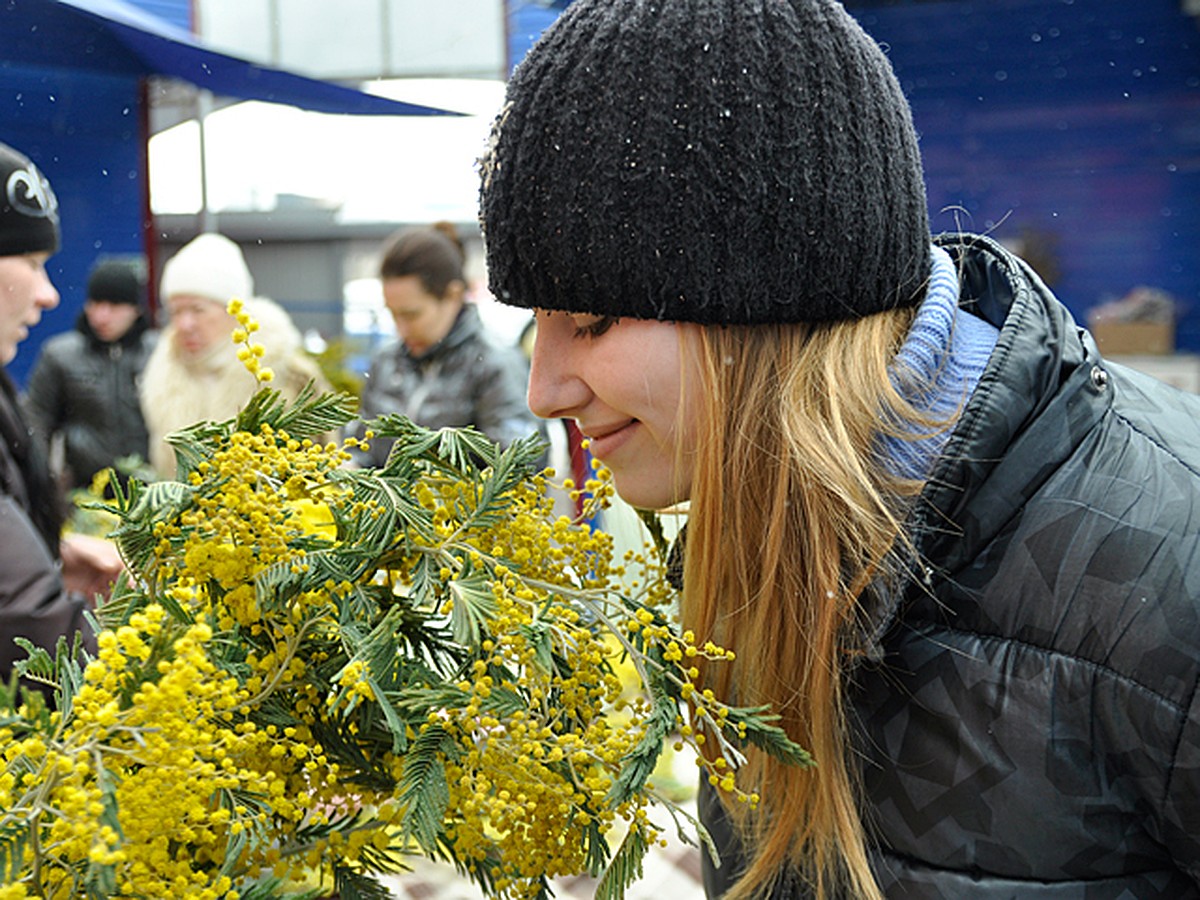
0, 303, 810, 900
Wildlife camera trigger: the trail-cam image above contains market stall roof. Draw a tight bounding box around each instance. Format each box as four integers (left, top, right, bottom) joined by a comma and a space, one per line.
3, 0, 459, 116
1, 0, 463, 384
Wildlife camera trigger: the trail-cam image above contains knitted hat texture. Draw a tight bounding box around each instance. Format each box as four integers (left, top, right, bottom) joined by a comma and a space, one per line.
160, 233, 253, 305
0, 142, 60, 258
480, 0, 931, 325
87, 257, 146, 307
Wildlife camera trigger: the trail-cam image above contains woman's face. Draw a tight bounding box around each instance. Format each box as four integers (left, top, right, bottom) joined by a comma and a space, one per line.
167, 294, 233, 357
383, 275, 463, 356
527, 310, 699, 510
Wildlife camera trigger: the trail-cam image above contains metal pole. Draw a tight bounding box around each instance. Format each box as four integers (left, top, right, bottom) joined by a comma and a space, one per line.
197, 88, 215, 234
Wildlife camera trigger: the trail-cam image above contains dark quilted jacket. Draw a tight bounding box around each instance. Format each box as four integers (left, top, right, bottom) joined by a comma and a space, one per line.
23, 312, 155, 489
0, 371, 90, 688
701, 235, 1200, 898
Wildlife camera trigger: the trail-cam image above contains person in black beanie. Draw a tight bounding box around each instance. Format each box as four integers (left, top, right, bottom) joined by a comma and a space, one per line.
479, 1, 1200, 897
25, 256, 157, 490
0, 141, 120, 696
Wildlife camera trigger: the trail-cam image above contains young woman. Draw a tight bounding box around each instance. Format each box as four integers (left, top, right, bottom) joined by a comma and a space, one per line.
479, 1, 1200, 897
351, 222, 541, 467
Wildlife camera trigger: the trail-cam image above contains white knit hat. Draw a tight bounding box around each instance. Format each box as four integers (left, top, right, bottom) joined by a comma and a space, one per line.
160, 232, 253, 305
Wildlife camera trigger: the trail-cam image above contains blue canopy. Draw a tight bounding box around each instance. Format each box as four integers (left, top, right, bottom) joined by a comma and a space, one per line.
1, 0, 460, 384
5, 0, 456, 117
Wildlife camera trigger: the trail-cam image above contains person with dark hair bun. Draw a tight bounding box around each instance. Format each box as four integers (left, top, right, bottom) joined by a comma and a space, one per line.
351, 221, 540, 467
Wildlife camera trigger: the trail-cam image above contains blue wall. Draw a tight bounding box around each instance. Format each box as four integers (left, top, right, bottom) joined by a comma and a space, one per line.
506, 0, 570, 74
4, 62, 147, 385
851, 0, 1200, 350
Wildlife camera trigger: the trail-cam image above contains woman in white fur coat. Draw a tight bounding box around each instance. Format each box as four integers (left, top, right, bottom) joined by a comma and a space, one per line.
140, 233, 327, 479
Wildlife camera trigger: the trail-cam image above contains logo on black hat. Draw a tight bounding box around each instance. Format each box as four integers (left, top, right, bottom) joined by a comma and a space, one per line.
6, 163, 58, 222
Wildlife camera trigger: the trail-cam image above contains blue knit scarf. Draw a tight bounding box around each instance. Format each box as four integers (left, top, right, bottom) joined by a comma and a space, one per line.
880, 245, 999, 481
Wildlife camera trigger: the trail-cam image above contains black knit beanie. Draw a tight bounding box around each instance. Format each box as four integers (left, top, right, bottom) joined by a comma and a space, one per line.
0, 142, 60, 258
480, 0, 931, 325
87, 257, 146, 307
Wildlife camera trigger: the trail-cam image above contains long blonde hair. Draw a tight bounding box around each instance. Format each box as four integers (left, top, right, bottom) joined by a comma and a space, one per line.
680, 307, 946, 900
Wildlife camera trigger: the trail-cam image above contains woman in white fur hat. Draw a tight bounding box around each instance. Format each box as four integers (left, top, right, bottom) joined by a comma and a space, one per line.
140, 232, 328, 478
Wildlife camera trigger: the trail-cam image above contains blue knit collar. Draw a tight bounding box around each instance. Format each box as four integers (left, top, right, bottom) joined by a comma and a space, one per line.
881, 245, 999, 481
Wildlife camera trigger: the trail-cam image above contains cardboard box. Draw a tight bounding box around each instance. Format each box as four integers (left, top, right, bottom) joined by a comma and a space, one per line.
1089, 320, 1175, 356
1104, 354, 1200, 394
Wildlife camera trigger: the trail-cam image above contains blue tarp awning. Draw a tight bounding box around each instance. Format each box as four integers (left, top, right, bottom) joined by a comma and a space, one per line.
1, 0, 463, 383
6, 0, 459, 117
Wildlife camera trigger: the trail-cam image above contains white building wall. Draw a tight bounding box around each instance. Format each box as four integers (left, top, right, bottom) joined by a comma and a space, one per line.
193, 0, 507, 80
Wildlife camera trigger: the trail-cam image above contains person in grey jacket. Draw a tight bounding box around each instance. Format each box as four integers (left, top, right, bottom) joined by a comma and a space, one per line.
24, 256, 155, 490
0, 142, 121, 693
478, 1, 1200, 897
352, 222, 540, 467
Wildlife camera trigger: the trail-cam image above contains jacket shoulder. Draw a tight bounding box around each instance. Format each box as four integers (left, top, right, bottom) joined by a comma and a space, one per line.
36, 330, 87, 362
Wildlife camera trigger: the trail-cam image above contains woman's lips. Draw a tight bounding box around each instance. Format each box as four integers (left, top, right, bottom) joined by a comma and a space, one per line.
583, 421, 638, 459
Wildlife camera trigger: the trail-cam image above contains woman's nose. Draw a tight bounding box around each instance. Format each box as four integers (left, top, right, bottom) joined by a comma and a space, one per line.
527, 317, 588, 420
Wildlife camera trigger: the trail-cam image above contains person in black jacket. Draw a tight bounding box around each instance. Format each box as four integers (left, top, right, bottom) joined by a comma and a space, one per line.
24, 256, 155, 490
0, 141, 121, 691
478, 1, 1200, 898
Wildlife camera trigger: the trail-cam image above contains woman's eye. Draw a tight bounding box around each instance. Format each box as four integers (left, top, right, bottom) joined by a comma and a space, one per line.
571, 315, 616, 338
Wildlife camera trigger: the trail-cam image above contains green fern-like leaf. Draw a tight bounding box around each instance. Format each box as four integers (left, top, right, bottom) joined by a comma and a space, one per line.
332, 866, 395, 900
594, 822, 651, 900
330, 468, 435, 549
247, 381, 358, 439
519, 621, 554, 675
234, 386, 287, 434
252, 545, 358, 617
165, 419, 230, 479
608, 669, 677, 806
338, 620, 415, 754
353, 837, 412, 877
435, 425, 500, 471
11, 633, 86, 716
445, 568, 498, 647
215, 787, 275, 878
108, 479, 195, 571
733, 706, 816, 769
0, 822, 28, 884
395, 723, 455, 853
373, 416, 497, 474
306, 716, 399, 795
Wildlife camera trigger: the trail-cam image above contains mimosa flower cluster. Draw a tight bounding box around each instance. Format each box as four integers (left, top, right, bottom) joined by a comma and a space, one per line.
0, 303, 809, 900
